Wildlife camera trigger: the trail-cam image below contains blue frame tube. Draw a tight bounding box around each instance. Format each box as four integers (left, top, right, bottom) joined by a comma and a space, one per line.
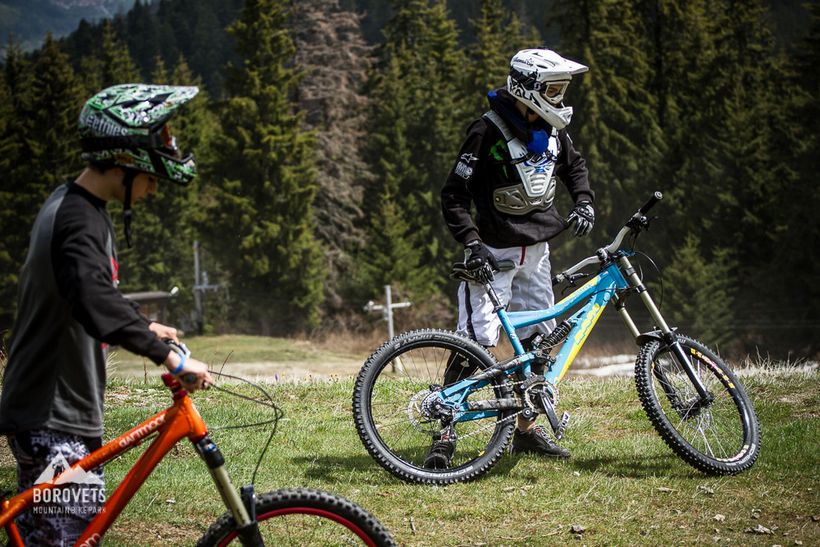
504, 263, 630, 384
447, 263, 631, 423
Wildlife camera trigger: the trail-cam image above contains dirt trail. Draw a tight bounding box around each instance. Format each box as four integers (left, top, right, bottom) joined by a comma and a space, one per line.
205, 358, 366, 381
114, 355, 638, 382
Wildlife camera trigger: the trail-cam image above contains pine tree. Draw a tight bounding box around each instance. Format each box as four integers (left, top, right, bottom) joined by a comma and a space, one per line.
199, 0, 325, 334
125, 0, 160, 76
150, 54, 169, 84
765, 2, 820, 355
29, 35, 86, 190
115, 55, 212, 325
557, 0, 665, 250
362, 0, 467, 306
0, 36, 86, 328
0, 40, 36, 328
467, 0, 540, 118
661, 234, 737, 348
291, 0, 374, 310
98, 19, 141, 87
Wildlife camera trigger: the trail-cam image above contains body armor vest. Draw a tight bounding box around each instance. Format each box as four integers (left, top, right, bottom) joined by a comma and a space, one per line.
484, 110, 559, 215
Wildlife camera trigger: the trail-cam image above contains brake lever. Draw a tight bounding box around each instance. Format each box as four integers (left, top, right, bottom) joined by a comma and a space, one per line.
559, 272, 590, 295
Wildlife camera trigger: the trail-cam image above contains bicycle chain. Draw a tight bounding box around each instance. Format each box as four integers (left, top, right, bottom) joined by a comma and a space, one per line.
408, 376, 561, 442
456, 377, 556, 441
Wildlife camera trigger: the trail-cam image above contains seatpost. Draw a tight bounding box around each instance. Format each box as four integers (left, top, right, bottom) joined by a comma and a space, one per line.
485, 282, 504, 312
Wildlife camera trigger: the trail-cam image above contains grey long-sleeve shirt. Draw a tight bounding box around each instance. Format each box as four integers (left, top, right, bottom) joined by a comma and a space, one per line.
0, 182, 169, 437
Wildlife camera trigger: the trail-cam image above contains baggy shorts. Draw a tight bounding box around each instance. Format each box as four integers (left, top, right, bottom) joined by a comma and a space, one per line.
456, 240, 557, 347
8, 428, 105, 546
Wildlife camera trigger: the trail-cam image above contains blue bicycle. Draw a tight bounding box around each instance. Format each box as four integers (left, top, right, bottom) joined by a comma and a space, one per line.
353, 193, 760, 484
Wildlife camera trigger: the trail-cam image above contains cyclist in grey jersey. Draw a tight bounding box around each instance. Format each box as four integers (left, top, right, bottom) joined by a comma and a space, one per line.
0, 84, 212, 545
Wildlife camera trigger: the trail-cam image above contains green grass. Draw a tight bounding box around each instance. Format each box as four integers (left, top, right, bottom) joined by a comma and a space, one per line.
1, 369, 817, 545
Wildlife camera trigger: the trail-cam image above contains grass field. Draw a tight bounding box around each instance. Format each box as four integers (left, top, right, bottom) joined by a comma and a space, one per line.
1, 364, 816, 545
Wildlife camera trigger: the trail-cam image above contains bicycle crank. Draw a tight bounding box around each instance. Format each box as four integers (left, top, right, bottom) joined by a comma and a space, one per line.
522, 378, 570, 440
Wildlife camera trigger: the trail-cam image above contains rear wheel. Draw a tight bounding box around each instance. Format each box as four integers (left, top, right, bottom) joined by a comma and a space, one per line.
353, 329, 516, 485
635, 335, 760, 475
197, 488, 395, 546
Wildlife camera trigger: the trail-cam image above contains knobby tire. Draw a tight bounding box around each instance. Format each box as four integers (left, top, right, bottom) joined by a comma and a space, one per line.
353, 329, 515, 485
197, 488, 395, 546
635, 335, 760, 475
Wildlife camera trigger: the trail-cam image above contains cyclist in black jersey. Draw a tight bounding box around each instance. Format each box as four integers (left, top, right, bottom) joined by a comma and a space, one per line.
0, 84, 212, 545
433, 49, 595, 468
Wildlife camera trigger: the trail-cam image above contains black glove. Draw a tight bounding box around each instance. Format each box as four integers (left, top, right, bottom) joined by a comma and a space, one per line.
465, 240, 498, 283
567, 201, 595, 237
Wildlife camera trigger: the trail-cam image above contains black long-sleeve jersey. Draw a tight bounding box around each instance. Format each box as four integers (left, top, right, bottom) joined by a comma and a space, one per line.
441, 92, 593, 248
0, 182, 169, 437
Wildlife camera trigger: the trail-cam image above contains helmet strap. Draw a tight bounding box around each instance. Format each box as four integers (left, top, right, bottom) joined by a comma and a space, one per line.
122, 169, 138, 248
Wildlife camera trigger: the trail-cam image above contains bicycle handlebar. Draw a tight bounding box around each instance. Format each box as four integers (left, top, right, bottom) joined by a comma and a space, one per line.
553, 191, 663, 283
451, 192, 664, 285
164, 339, 199, 386
639, 191, 663, 215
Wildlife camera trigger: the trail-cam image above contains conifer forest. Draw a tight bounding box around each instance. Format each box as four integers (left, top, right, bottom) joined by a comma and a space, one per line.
1, 0, 818, 359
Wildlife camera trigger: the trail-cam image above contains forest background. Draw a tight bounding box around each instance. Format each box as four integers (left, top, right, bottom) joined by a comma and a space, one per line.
0, 0, 818, 360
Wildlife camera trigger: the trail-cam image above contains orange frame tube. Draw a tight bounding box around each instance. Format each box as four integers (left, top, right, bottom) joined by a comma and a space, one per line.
1, 385, 208, 546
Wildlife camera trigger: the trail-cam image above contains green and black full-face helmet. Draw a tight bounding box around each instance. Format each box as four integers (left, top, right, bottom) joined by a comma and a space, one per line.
78, 83, 199, 184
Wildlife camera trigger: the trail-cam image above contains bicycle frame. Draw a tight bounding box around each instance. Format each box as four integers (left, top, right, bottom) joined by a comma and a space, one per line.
440, 260, 631, 411
442, 231, 712, 420
0, 374, 252, 547
503, 260, 630, 384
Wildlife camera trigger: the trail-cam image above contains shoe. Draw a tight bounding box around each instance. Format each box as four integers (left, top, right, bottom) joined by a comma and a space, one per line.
423, 438, 455, 469
510, 425, 570, 459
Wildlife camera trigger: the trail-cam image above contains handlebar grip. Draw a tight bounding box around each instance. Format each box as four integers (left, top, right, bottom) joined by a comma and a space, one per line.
496, 259, 515, 272
638, 191, 663, 215
181, 373, 198, 385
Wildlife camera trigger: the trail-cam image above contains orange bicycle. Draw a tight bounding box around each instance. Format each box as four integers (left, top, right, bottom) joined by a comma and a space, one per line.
0, 346, 395, 546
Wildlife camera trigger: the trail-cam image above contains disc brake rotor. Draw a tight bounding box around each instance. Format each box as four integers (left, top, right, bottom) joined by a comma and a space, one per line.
407, 388, 445, 435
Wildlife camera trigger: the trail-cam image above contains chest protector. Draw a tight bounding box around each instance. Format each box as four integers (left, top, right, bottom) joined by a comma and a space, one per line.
484, 110, 560, 215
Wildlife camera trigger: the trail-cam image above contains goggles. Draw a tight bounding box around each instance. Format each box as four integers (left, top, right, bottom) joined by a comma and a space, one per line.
540, 81, 569, 106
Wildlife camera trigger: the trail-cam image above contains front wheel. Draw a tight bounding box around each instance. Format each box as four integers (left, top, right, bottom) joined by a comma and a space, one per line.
197, 488, 396, 546
635, 335, 760, 475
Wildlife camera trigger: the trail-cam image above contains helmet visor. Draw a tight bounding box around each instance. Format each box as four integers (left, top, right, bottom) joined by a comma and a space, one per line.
541, 81, 569, 106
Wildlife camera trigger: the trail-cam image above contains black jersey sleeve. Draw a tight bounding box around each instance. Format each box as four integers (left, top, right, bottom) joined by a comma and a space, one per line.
441, 119, 487, 245
555, 129, 594, 204
52, 197, 170, 365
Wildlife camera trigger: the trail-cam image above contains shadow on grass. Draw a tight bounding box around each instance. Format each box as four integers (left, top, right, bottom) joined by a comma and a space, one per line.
295, 449, 692, 484
294, 453, 396, 483
295, 449, 525, 485
568, 453, 697, 479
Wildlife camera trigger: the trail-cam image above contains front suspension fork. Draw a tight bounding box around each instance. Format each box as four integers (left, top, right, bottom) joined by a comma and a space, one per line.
615, 256, 713, 403
195, 436, 263, 546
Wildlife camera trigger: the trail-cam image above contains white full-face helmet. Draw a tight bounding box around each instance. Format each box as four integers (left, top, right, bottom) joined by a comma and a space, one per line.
507, 48, 588, 129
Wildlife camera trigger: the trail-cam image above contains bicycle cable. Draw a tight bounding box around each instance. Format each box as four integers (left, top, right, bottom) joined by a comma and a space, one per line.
627, 224, 665, 310
632, 250, 664, 311
205, 370, 285, 486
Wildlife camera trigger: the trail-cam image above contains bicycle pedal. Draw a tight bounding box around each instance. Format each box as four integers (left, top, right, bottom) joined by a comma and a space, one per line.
555, 412, 570, 440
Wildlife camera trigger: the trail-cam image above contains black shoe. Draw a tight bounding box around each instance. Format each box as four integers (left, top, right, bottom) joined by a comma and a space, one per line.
423, 438, 456, 469
510, 425, 570, 459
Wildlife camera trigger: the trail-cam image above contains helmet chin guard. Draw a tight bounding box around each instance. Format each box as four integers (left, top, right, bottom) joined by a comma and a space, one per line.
507, 49, 588, 129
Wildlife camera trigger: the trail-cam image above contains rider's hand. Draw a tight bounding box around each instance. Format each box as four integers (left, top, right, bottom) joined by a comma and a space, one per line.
465, 240, 498, 282
163, 351, 213, 392
567, 201, 595, 237
149, 322, 179, 344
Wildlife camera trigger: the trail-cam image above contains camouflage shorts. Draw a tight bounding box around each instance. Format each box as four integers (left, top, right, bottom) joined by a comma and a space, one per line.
8, 428, 105, 546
